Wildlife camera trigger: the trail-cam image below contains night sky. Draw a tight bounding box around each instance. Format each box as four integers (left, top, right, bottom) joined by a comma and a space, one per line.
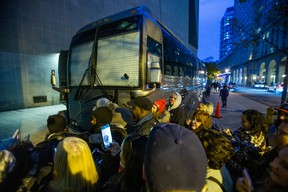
198, 0, 234, 61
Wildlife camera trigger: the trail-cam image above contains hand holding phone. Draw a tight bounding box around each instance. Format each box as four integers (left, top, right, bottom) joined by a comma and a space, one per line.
101, 124, 113, 149
242, 168, 254, 192
108, 142, 121, 156
222, 128, 232, 136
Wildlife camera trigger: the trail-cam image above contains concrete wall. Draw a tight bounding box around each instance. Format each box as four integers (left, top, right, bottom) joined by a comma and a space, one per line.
0, 0, 197, 111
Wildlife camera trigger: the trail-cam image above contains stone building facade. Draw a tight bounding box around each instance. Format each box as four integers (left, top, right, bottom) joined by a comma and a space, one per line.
218, 0, 288, 86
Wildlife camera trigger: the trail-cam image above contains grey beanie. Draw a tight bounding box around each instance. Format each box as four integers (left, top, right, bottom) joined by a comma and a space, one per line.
144, 123, 207, 191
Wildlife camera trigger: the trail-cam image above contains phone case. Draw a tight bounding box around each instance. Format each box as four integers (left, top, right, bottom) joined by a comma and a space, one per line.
101, 124, 113, 149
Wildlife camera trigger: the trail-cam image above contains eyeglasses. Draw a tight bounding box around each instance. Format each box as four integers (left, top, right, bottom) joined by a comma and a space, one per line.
192, 118, 201, 123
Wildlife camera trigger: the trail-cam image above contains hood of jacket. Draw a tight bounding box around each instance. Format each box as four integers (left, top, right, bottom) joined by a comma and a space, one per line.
167, 92, 182, 112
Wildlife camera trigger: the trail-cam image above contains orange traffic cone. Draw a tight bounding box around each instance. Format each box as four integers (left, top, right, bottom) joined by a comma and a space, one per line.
214, 101, 222, 118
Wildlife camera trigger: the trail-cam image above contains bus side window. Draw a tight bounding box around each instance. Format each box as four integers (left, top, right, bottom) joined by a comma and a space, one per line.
165, 65, 172, 75
184, 66, 189, 77
147, 36, 162, 85
173, 65, 179, 76
179, 66, 184, 76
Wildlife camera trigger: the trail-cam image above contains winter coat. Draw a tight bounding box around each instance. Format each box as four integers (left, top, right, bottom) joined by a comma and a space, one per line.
167, 92, 187, 126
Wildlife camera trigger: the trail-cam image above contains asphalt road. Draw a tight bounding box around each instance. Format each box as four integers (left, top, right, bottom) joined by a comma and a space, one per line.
233, 86, 284, 108
206, 87, 283, 132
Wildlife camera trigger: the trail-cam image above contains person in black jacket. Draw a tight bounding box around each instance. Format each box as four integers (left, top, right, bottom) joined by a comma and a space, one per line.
219, 85, 229, 107
126, 97, 156, 137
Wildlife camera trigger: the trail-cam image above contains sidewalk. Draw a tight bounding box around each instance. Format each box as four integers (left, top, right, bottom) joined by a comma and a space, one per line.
0, 90, 271, 145
0, 104, 66, 146
205, 90, 269, 132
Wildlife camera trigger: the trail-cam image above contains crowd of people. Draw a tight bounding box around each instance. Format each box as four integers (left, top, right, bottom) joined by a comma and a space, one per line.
1, 90, 288, 192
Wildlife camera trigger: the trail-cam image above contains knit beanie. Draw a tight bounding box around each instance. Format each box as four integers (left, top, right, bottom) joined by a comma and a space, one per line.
93, 98, 111, 111
127, 97, 153, 111
153, 99, 166, 113
114, 107, 135, 125
144, 123, 207, 191
92, 106, 113, 125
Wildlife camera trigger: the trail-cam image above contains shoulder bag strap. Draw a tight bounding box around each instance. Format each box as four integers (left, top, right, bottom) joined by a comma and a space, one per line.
207, 176, 227, 192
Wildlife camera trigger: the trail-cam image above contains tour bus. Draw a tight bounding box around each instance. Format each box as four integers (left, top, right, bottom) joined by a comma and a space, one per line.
51, 6, 206, 131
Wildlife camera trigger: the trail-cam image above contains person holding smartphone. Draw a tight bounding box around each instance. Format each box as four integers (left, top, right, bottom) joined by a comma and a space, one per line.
236, 146, 288, 192
236, 168, 254, 192
91, 104, 134, 185
223, 109, 268, 182
90, 106, 121, 184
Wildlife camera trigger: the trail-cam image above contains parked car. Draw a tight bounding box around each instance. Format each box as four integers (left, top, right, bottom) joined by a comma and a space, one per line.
253, 82, 268, 89
227, 82, 238, 91
267, 83, 283, 93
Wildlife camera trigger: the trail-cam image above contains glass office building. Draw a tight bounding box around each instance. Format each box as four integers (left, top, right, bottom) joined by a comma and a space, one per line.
218, 0, 288, 86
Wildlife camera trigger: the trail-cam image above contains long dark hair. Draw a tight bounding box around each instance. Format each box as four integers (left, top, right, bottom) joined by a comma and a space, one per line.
120, 135, 148, 192
242, 109, 268, 136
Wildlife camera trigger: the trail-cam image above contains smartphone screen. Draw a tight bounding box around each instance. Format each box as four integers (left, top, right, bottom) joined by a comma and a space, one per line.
101, 124, 113, 149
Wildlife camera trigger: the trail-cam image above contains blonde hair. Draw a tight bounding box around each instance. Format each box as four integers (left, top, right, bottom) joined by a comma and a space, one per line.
193, 111, 213, 129
49, 137, 99, 192
198, 102, 214, 116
